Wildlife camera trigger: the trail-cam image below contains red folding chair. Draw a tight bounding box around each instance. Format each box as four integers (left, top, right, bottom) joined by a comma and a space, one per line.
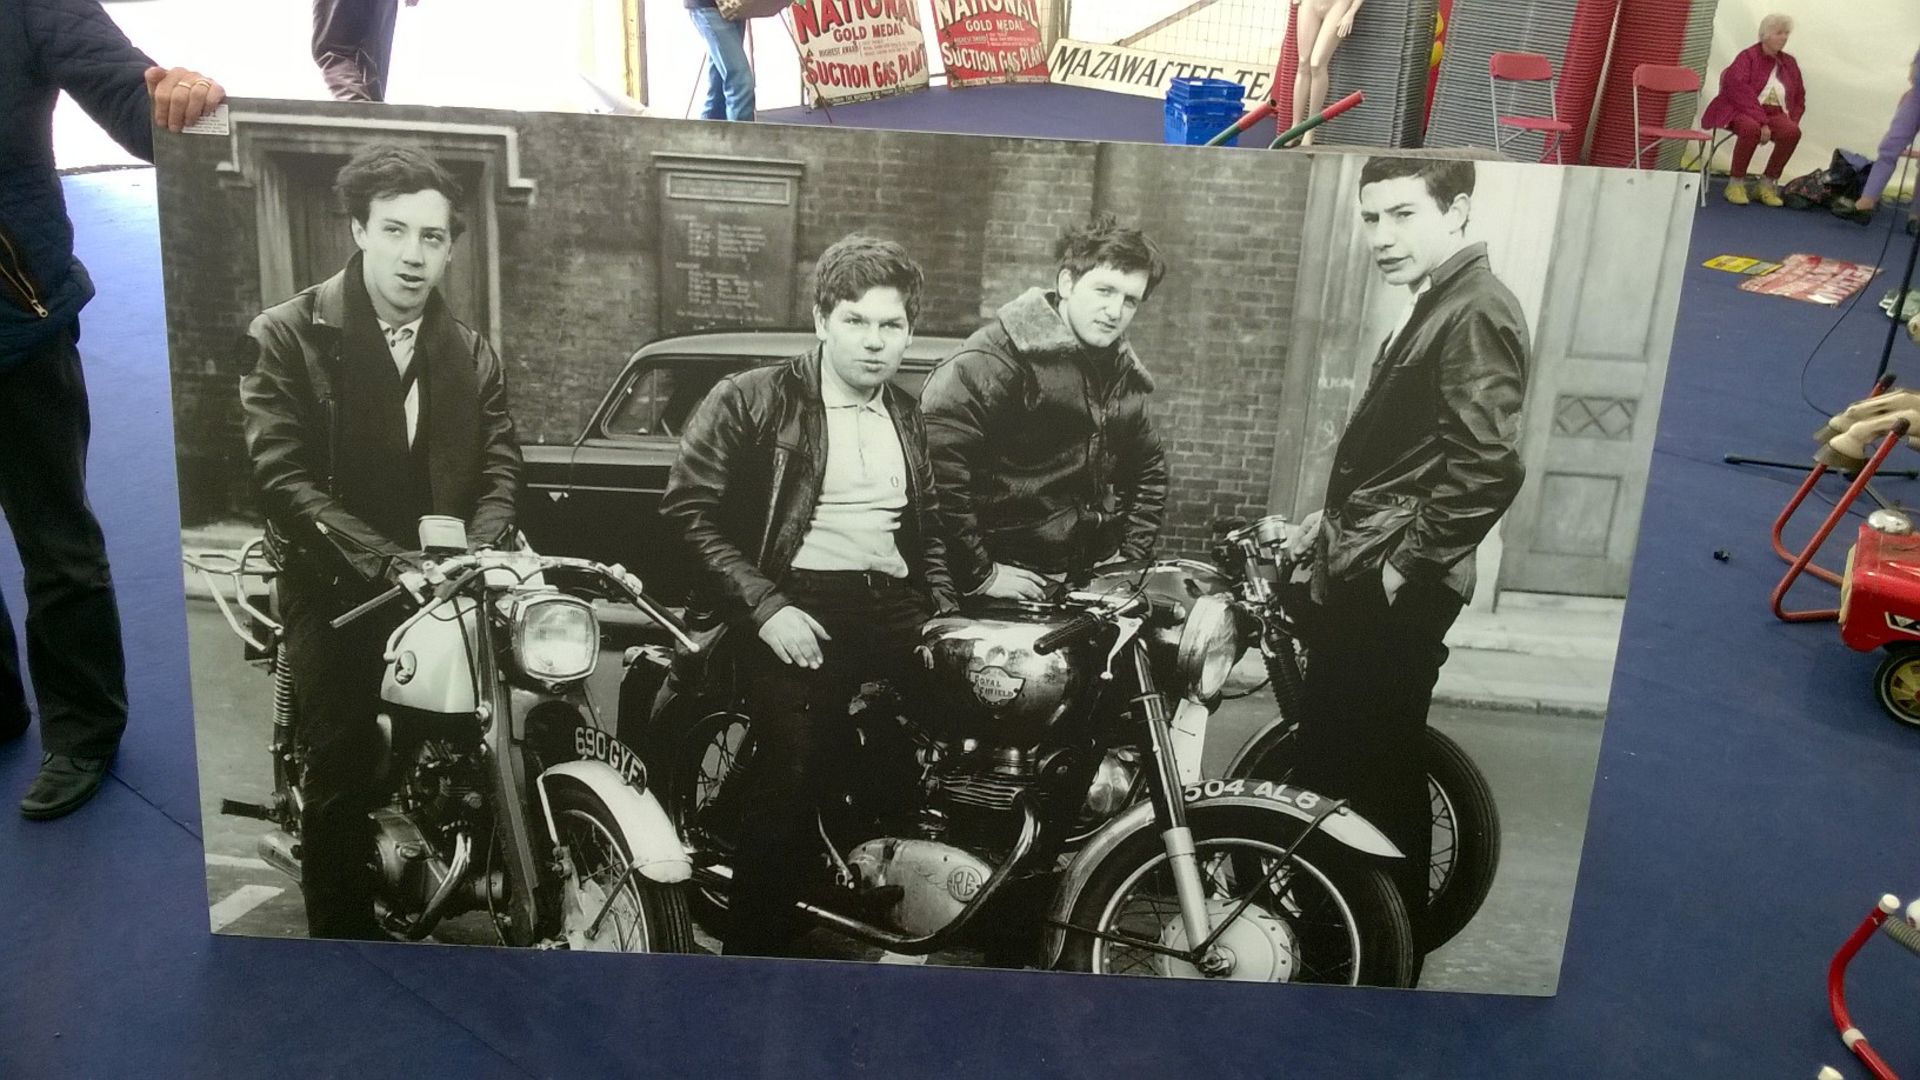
1632, 64, 1714, 206
1489, 52, 1572, 164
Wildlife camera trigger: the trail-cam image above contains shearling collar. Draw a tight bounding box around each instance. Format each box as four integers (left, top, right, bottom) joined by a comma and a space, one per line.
996, 287, 1155, 393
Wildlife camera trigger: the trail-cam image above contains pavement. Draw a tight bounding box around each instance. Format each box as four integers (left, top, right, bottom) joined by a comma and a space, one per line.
180, 521, 1620, 718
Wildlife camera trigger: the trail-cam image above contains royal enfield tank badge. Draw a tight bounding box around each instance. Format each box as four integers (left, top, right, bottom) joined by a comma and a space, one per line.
966, 662, 1024, 708
946, 865, 984, 902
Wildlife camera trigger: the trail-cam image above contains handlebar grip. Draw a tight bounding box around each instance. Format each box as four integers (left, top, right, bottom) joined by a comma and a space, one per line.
329, 584, 405, 630
1034, 612, 1103, 655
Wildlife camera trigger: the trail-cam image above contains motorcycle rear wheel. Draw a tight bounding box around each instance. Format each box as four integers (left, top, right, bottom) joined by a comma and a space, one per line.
1228, 719, 1500, 952
548, 781, 695, 953
1057, 805, 1414, 987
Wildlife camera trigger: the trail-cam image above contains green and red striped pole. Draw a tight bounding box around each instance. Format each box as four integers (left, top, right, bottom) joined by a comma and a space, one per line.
1202, 99, 1279, 147
1268, 90, 1366, 149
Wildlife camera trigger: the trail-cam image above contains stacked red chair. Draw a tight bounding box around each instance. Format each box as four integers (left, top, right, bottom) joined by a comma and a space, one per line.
1422, 0, 1618, 164
1588, 0, 1719, 169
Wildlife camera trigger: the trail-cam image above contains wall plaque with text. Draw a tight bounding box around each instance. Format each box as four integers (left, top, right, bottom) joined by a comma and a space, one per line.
652, 153, 805, 334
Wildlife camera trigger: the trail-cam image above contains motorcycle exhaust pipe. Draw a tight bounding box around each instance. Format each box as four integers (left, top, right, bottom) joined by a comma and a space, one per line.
256, 831, 303, 883
398, 832, 473, 942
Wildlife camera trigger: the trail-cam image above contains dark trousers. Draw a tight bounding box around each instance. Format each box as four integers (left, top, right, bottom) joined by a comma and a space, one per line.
312, 0, 399, 102
0, 329, 127, 757
279, 576, 403, 939
725, 570, 930, 958
1295, 568, 1464, 970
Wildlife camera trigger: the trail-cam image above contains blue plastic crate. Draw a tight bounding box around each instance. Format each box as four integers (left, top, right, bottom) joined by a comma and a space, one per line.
1164, 103, 1245, 146
1166, 76, 1246, 106
1164, 76, 1246, 145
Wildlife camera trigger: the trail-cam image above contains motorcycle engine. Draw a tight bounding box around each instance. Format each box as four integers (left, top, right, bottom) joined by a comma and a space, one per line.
370, 739, 494, 914
846, 837, 996, 937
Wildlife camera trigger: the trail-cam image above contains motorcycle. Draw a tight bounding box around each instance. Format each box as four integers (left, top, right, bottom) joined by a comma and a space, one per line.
625, 578, 1417, 985
187, 515, 700, 951
1207, 513, 1502, 951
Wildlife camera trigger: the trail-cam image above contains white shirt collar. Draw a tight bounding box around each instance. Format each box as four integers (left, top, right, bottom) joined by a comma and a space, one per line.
379, 316, 424, 338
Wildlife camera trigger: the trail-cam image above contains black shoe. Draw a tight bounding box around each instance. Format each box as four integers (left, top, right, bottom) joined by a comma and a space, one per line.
19, 752, 114, 821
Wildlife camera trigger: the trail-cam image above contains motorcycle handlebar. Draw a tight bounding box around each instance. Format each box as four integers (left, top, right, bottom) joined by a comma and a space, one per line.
329, 583, 407, 630
319, 550, 700, 652
1034, 611, 1105, 655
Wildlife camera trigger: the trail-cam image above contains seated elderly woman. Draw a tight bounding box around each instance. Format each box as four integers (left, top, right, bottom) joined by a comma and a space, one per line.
1701, 13, 1806, 207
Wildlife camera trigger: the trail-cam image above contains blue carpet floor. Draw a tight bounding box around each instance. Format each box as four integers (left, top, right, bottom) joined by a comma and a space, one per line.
4, 133, 1920, 1075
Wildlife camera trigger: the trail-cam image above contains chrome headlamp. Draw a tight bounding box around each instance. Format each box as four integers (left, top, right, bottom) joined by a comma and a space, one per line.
511, 594, 599, 682
1175, 594, 1242, 702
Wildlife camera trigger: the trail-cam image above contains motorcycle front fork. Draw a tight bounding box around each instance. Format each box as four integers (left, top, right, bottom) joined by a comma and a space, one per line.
1128, 646, 1231, 976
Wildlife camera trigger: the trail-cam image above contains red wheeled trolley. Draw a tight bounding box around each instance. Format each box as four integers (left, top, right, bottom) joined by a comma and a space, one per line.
1771, 407, 1920, 727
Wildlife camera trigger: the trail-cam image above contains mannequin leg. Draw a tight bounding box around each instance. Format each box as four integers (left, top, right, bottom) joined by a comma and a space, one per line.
1298, 10, 1350, 145
1291, 5, 1327, 141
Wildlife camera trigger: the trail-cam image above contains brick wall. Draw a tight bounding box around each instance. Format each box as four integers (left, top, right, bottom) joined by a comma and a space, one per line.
1094, 143, 1311, 558
158, 102, 1310, 561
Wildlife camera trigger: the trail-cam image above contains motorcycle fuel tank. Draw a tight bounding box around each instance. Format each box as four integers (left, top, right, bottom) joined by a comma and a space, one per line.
918, 606, 1086, 747
382, 597, 483, 715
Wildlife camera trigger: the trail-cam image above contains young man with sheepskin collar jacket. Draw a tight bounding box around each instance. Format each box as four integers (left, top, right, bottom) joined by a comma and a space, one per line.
920, 213, 1170, 601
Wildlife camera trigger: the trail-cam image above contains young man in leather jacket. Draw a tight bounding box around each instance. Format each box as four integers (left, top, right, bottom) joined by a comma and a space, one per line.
238, 144, 521, 939
919, 213, 1170, 600
1290, 156, 1529, 978
659, 234, 957, 957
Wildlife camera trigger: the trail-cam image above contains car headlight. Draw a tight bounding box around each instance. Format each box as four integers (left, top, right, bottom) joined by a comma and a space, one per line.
513, 595, 598, 682
1175, 594, 1241, 702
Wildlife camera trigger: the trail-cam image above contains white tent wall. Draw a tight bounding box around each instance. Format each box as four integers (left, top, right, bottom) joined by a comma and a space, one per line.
1696, 2, 1919, 194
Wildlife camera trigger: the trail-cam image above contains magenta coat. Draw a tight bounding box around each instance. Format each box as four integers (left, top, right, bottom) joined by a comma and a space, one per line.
1701, 42, 1807, 129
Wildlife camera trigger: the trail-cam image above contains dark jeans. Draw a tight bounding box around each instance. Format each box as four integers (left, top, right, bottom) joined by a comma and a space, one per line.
0, 329, 127, 758
725, 570, 930, 957
279, 576, 403, 939
312, 0, 399, 102
1294, 567, 1464, 972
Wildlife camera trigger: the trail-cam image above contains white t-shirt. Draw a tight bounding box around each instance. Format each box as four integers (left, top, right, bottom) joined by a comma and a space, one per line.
1758, 66, 1787, 109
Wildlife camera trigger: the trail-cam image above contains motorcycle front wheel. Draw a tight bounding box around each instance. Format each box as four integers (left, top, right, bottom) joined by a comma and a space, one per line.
548, 781, 695, 953
1057, 804, 1414, 987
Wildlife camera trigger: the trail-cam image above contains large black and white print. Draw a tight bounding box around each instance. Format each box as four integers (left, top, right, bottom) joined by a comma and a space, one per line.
158, 99, 1694, 997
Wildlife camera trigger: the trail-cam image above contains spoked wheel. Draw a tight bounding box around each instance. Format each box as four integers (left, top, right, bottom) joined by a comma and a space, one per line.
549, 781, 695, 953
1873, 645, 1920, 729
652, 703, 756, 932
1058, 805, 1413, 987
1421, 730, 1500, 950
1225, 719, 1501, 952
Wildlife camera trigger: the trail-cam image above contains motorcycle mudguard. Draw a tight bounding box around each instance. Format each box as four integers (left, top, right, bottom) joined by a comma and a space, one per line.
535, 760, 692, 885
1038, 783, 1403, 969
1221, 712, 1293, 779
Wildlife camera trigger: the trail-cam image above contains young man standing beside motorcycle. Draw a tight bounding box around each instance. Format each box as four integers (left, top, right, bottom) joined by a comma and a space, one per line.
659, 234, 958, 958
239, 144, 522, 940
1288, 156, 1529, 979
918, 213, 1170, 599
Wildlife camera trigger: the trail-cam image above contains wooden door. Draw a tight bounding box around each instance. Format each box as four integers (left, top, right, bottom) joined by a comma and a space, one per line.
1497, 168, 1688, 596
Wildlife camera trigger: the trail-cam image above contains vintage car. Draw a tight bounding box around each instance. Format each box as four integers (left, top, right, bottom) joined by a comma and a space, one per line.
517, 329, 968, 606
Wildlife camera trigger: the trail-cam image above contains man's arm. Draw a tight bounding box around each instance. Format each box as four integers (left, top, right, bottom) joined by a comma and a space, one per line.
23, 0, 154, 161
466, 336, 522, 548
238, 317, 412, 583
1110, 402, 1168, 563
918, 351, 1010, 593
658, 378, 790, 627
904, 406, 959, 615
1385, 307, 1528, 584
